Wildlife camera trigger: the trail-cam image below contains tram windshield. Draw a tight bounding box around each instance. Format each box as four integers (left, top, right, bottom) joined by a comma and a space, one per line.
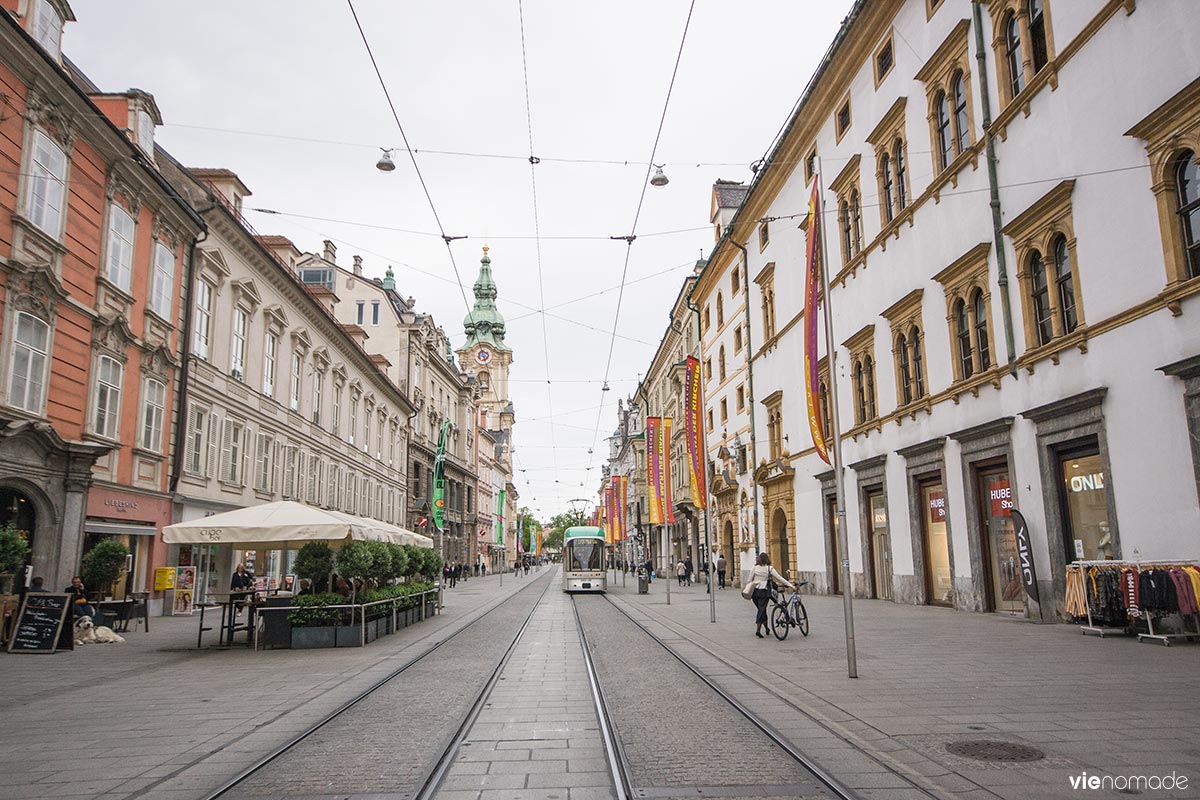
566, 539, 603, 571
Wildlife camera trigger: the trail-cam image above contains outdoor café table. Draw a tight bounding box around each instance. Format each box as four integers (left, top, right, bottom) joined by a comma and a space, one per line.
199, 590, 257, 648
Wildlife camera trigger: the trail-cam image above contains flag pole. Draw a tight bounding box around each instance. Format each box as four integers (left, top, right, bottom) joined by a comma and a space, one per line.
817, 157, 859, 679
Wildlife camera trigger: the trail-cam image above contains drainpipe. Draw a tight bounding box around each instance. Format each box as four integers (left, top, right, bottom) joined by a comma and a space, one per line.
973, 0, 1018, 373
168, 202, 214, 494
726, 239, 763, 565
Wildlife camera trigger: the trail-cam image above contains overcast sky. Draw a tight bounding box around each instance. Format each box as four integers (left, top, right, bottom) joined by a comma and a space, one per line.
65, 0, 855, 520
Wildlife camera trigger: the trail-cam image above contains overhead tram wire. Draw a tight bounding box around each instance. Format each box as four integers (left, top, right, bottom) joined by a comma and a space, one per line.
345, 0, 473, 319
518, 0, 560, 476
588, 0, 698, 470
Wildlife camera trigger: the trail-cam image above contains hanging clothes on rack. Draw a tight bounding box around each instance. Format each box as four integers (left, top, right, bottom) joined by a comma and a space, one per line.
1065, 566, 1087, 617
1169, 569, 1198, 615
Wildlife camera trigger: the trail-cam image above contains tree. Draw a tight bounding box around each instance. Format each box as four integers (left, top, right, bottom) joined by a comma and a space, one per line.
363, 540, 394, 588
0, 524, 30, 576
335, 541, 374, 602
387, 543, 409, 582
294, 542, 335, 590
80, 539, 129, 595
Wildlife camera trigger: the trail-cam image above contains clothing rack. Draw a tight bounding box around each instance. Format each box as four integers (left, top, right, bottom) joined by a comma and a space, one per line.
1068, 559, 1200, 646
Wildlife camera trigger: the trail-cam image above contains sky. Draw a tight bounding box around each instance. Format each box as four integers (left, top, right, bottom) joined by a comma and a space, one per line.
64, 0, 856, 521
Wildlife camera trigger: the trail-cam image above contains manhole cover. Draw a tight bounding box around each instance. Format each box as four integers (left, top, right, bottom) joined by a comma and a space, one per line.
946, 740, 1045, 762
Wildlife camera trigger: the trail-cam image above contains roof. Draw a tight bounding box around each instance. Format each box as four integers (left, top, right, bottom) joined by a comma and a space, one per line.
462, 246, 510, 352
191, 168, 252, 197
713, 179, 749, 209
256, 234, 298, 249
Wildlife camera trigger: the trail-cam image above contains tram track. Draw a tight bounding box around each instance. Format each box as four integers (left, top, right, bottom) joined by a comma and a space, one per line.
573, 592, 879, 800
201, 568, 555, 800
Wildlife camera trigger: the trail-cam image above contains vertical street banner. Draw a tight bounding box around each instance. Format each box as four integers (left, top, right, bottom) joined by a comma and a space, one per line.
495, 488, 505, 545
663, 417, 676, 524
646, 417, 664, 524
603, 480, 613, 544
617, 475, 628, 541
517, 512, 524, 555
1011, 509, 1040, 604
684, 356, 707, 510
803, 180, 831, 464
432, 420, 451, 532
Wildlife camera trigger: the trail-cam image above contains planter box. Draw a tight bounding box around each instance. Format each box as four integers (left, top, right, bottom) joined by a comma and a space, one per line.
292, 626, 336, 649
335, 625, 364, 647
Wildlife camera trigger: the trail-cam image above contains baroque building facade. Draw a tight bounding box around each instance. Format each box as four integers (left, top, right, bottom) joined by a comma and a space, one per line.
703, 0, 1200, 620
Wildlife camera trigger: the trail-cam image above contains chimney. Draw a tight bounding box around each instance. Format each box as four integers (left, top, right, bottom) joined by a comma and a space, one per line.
323, 240, 337, 264
353, 255, 363, 276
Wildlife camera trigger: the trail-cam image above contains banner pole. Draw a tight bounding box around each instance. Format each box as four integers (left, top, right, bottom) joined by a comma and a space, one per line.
817, 157, 858, 679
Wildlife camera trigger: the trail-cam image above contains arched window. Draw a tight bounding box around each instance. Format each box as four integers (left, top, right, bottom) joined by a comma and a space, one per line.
1005, 12, 1024, 98
851, 190, 863, 253
716, 292, 724, 328
854, 361, 866, 424
1029, 250, 1054, 346
897, 332, 912, 405
880, 153, 894, 222
935, 90, 952, 171
840, 200, 852, 263
1175, 150, 1200, 279
864, 356, 876, 419
819, 380, 831, 439
719, 346, 727, 382
955, 298, 974, 379
894, 139, 908, 211
1028, 0, 1048, 73
9, 312, 50, 413
910, 325, 925, 399
1052, 235, 1077, 334
972, 289, 991, 370
952, 72, 969, 154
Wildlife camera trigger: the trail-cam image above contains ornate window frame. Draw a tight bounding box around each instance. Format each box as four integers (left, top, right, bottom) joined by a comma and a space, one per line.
866, 98, 912, 233
987, 0, 1058, 114
915, 20, 978, 184
1002, 180, 1087, 369
881, 289, 930, 417
829, 155, 864, 272
843, 324, 879, 433
934, 243, 1000, 394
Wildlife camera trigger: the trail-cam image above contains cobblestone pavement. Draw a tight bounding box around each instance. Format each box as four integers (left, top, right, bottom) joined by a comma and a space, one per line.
607, 575, 1200, 800
433, 580, 615, 800
223, 570, 554, 798
575, 593, 847, 800
0, 568, 550, 800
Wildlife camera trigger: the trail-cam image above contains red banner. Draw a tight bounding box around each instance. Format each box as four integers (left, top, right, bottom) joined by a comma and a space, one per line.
684, 356, 707, 510
663, 417, 676, 523
647, 418, 664, 525
617, 475, 628, 541
804, 180, 830, 465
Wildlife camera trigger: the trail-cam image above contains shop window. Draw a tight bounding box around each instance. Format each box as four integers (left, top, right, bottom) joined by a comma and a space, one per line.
1057, 445, 1112, 561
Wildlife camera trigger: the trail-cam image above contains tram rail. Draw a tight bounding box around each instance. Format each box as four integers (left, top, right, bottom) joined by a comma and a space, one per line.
596, 593, 937, 800
203, 570, 554, 800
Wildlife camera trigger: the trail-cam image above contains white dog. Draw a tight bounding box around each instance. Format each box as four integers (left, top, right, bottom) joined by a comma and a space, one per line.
73, 616, 125, 645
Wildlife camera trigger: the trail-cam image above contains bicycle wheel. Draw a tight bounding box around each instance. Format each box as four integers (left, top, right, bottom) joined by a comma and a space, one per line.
770, 603, 790, 640
795, 600, 809, 637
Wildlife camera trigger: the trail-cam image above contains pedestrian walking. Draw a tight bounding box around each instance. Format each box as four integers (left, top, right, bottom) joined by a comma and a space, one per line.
717, 553, 728, 589
676, 559, 686, 587
684, 559, 693, 586
745, 552, 794, 639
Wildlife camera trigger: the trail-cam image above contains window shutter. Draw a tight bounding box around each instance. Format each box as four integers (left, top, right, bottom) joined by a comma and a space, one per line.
208, 412, 219, 479
220, 419, 233, 482
297, 450, 307, 503
242, 426, 251, 486
186, 405, 201, 474
272, 440, 280, 494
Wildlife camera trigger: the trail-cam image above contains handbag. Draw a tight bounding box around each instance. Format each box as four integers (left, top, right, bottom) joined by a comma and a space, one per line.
741, 581, 754, 600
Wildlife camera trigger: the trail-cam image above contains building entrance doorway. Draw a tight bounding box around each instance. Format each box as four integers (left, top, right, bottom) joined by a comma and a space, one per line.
865, 490, 892, 600
978, 465, 1022, 613
770, 508, 791, 580
721, 519, 735, 586
826, 494, 842, 594
919, 479, 953, 606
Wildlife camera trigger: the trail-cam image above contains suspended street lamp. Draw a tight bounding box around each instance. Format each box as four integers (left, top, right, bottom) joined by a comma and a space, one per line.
376, 148, 396, 172
650, 164, 669, 187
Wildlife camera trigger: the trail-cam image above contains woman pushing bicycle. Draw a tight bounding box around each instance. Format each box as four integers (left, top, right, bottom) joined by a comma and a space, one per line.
745, 551, 794, 639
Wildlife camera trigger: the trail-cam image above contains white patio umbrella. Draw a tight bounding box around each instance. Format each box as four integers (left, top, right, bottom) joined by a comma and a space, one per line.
162, 500, 406, 549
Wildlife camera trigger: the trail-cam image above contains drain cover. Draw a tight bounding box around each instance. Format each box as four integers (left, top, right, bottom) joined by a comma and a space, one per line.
946, 740, 1045, 762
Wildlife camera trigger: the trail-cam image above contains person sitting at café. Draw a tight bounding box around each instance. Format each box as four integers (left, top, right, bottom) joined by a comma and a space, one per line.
231, 564, 254, 613
64, 576, 95, 618
27, 576, 46, 592
297, 578, 314, 596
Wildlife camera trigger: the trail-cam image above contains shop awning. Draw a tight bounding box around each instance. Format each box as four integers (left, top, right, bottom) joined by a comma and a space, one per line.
162, 501, 432, 549
86, 520, 159, 537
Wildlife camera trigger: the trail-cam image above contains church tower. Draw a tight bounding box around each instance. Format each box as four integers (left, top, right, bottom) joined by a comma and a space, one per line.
458, 246, 513, 433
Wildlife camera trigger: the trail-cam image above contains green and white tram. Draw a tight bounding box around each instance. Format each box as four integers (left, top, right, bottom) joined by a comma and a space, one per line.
562, 526, 607, 593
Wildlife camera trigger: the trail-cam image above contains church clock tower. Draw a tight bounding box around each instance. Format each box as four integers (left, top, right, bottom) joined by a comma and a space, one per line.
458, 246, 513, 431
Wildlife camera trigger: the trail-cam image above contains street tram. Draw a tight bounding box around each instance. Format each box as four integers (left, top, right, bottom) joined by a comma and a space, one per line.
562, 526, 607, 593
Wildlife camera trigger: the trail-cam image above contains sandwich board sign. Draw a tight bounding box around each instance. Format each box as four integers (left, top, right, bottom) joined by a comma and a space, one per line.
8, 593, 71, 654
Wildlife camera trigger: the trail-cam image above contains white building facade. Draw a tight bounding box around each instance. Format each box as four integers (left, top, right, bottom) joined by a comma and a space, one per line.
712, 0, 1200, 620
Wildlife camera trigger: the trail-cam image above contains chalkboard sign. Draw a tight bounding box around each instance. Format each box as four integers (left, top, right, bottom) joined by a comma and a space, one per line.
7, 593, 70, 654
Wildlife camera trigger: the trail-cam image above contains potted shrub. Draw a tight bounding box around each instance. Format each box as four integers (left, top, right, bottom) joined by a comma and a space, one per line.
334, 542, 373, 646
80, 538, 129, 599
0, 524, 30, 596
289, 593, 341, 648
294, 541, 335, 593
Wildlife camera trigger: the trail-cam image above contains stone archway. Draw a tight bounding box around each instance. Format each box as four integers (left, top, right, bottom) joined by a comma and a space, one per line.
770, 507, 791, 580
721, 518, 735, 587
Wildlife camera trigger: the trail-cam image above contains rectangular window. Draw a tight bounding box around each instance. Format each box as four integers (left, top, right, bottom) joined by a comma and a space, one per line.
307, 454, 320, 504
94, 355, 123, 439
140, 378, 166, 452
349, 399, 358, 445
255, 432, 273, 492
356, 302, 365, 326
875, 38, 894, 84
312, 371, 323, 426
720, 398, 728, 424
9, 312, 50, 413
230, 308, 248, 380
263, 333, 277, 397
758, 219, 770, 251
290, 351, 302, 411
836, 99, 852, 140
389, 424, 397, 465
298, 267, 334, 290
372, 301, 380, 325
736, 385, 745, 411
332, 385, 342, 437
376, 414, 384, 458
27, 131, 67, 237
33, 0, 63, 57
220, 418, 245, 484
363, 407, 372, 452
150, 242, 175, 320
105, 205, 135, 290
193, 281, 213, 360
185, 404, 207, 475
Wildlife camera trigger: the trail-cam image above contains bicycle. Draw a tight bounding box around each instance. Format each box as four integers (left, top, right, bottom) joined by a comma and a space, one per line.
770, 581, 811, 640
